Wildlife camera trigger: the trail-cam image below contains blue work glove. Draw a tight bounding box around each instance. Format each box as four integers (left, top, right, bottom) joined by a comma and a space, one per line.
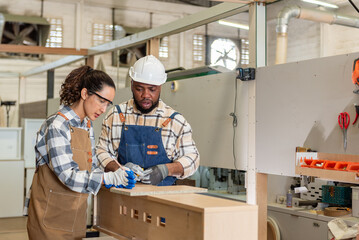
141, 164, 168, 185
103, 167, 136, 189
124, 162, 146, 181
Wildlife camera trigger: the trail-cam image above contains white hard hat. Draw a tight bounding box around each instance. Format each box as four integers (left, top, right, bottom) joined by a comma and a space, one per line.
129, 55, 167, 86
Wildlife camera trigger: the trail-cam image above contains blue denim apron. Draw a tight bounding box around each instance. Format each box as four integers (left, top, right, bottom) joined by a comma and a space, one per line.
116, 105, 178, 186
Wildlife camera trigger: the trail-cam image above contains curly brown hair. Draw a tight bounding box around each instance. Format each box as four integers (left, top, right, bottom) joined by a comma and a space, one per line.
59, 66, 115, 106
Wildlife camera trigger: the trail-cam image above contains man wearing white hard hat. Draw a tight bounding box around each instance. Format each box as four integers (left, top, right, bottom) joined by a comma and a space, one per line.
96, 55, 200, 186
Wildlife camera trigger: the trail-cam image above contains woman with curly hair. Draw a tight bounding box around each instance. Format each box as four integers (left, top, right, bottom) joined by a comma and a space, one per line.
25, 66, 135, 240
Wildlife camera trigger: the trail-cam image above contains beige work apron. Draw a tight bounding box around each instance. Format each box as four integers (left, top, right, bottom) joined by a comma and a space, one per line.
27, 112, 93, 240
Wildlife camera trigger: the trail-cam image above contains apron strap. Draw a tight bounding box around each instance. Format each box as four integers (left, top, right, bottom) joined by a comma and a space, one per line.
115, 105, 126, 123
57, 112, 93, 169
58, 112, 91, 130
36, 112, 70, 172
162, 112, 179, 127
57, 112, 68, 120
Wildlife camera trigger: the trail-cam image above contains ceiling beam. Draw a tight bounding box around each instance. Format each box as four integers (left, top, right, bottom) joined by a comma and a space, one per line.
22, 2, 249, 77
0, 45, 88, 55
211, 0, 276, 2
88, 2, 248, 55
22, 56, 85, 77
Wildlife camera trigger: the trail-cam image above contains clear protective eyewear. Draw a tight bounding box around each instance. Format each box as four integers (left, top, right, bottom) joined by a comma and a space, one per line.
89, 91, 113, 107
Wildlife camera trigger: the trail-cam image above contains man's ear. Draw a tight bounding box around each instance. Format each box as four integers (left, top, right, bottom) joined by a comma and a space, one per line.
81, 88, 88, 100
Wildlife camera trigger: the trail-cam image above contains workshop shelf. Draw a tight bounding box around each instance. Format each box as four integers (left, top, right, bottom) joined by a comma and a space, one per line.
296, 152, 359, 184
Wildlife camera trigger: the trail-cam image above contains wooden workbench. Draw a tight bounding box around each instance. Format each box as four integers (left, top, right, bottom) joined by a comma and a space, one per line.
93, 184, 258, 240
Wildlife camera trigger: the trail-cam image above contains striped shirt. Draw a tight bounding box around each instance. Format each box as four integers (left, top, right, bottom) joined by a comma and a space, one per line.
96, 99, 200, 179
24, 105, 103, 215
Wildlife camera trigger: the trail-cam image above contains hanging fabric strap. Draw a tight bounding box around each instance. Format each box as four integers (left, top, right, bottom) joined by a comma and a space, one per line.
57, 112, 91, 129
162, 112, 179, 127
115, 105, 126, 123
57, 112, 68, 120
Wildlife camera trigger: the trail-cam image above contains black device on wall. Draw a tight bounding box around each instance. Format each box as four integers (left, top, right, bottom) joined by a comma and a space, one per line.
1, 100, 16, 127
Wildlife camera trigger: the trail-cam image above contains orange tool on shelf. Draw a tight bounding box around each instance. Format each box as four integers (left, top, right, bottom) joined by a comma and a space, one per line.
300, 157, 314, 167
300, 157, 359, 172
311, 160, 326, 169
324, 161, 337, 170
353, 57, 359, 94
348, 162, 359, 172
334, 162, 350, 171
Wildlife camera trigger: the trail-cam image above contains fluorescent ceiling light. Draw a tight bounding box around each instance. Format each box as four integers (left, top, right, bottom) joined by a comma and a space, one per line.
301, 0, 339, 9
218, 20, 249, 30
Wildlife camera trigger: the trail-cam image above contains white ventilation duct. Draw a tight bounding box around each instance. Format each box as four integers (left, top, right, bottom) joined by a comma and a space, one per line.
275, 6, 359, 64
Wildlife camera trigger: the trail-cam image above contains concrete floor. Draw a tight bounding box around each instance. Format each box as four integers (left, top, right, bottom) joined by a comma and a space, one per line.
0, 217, 28, 240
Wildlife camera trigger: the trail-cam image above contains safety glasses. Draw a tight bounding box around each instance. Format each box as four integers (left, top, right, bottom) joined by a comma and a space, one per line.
89, 91, 113, 107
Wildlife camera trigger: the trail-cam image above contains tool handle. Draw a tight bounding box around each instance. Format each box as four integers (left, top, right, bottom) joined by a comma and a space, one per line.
344, 112, 350, 128
338, 112, 350, 129
353, 114, 359, 125
338, 114, 343, 129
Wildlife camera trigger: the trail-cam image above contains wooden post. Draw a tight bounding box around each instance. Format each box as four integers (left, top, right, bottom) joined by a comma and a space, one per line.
86, 55, 95, 68
146, 38, 160, 57
257, 173, 268, 240
47, 70, 55, 100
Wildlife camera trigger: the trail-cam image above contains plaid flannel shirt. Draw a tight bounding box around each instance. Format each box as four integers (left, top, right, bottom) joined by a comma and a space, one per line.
24, 105, 103, 215
96, 99, 200, 179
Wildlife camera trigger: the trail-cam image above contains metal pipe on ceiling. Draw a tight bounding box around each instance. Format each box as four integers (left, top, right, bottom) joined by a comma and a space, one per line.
275, 5, 359, 64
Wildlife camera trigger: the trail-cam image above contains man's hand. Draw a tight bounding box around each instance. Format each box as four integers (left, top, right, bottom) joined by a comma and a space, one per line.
103, 167, 136, 189
141, 164, 168, 185
104, 160, 120, 172
124, 162, 146, 181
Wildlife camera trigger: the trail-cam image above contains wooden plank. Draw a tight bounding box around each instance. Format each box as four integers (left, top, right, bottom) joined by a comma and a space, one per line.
109, 183, 207, 196
146, 38, 159, 58
317, 152, 359, 162
257, 173, 267, 240
86, 56, 95, 68
0, 44, 88, 55
203, 207, 258, 240
147, 193, 257, 213
295, 166, 359, 184
0, 217, 27, 233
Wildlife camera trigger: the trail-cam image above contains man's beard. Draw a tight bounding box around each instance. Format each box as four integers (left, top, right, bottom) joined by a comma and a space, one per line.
133, 94, 160, 114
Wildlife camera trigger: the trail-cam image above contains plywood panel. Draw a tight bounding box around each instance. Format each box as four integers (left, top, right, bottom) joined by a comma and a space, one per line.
256, 52, 359, 176
110, 183, 207, 196
161, 73, 249, 170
